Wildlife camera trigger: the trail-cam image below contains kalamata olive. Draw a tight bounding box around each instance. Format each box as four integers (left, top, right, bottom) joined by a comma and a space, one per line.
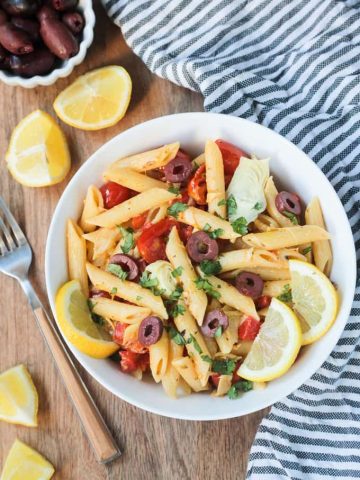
186, 231, 219, 262
275, 191, 301, 215
11, 17, 39, 41
138, 316, 163, 346
62, 11, 83, 34
0, 42, 6, 60
37, 5, 58, 21
235, 272, 264, 299
51, 0, 78, 11
164, 156, 192, 183
0, 9, 7, 25
0, 23, 33, 54
10, 48, 55, 76
38, 8, 78, 60
201, 309, 229, 337
1, 0, 41, 16
109, 253, 139, 281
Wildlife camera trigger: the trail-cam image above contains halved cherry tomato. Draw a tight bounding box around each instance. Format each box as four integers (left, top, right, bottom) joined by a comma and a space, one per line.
238, 316, 261, 341
113, 322, 127, 345
137, 218, 177, 263
119, 351, 139, 373
188, 164, 207, 205
100, 181, 132, 209
137, 352, 150, 372
215, 139, 249, 177
256, 295, 272, 310
210, 373, 221, 388
131, 211, 148, 230
179, 224, 193, 243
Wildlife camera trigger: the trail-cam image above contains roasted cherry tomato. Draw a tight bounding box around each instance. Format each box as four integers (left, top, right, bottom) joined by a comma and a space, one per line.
188, 164, 207, 205
137, 352, 150, 372
210, 373, 221, 388
119, 350, 139, 373
137, 218, 177, 263
100, 181, 132, 209
179, 224, 193, 243
131, 211, 148, 230
215, 139, 249, 177
113, 322, 127, 345
238, 316, 261, 341
256, 295, 272, 310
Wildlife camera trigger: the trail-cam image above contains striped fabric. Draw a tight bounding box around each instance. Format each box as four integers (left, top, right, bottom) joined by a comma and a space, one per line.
102, 0, 360, 478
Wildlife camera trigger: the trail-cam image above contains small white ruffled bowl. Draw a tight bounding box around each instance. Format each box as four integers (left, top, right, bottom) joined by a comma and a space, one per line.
0, 0, 95, 88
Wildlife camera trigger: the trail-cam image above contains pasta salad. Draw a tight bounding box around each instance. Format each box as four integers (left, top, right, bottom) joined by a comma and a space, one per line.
58, 139, 338, 399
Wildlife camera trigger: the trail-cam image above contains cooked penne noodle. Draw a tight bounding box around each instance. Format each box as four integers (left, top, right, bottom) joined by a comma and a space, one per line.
166, 226, 207, 325
123, 322, 140, 345
277, 248, 307, 262
215, 308, 243, 354
172, 357, 208, 392
149, 331, 169, 383
242, 225, 330, 250
174, 304, 211, 386
262, 280, 290, 297
80, 185, 104, 233
264, 177, 293, 228
86, 262, 168, 319
178, 206, 240, 241
212, 375, 232, 397
305, 197, 333, 276
205, 140, 226, 217
108, 142, 180, 172
83, 227, 120, 261
146, 205, 168, 225
203, 336, 218, 358
88, 188, 177, 228
231, 340, 253, 357
253, 213, 280, 232
91, 297, 151, 324
192, 153, 205, 168
218, 248, 288, 272
220, 266, 291, 281
67, 219, 89, 296
104, 167, 168, 192
162, 339, 184, 398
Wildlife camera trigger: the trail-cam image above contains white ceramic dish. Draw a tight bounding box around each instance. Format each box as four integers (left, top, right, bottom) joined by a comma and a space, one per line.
0, 0, 95, 88
45, 112, 356, 420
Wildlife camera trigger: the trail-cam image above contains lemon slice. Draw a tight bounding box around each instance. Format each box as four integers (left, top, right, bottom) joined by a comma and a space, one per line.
53, 66, 132, 130
0, 365, 38, 427
55, 280, 119, 358
238, 298, 302, 382
1, 439, 54, 480
6, 110, 70, 187
289, 260, 338, 345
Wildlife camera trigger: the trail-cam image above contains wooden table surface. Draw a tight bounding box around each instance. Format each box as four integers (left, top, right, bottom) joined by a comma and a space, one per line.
0, 4, 267, 479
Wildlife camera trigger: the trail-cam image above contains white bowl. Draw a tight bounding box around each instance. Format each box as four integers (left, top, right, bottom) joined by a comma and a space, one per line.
0, 0, 95, 88
45, 113, 356, 420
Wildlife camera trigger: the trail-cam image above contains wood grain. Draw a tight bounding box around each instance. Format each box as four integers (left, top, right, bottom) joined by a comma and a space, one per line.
0, 3, 268, 479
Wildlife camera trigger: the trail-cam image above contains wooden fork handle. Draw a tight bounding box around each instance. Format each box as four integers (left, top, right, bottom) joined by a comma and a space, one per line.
34, 306, 121, 464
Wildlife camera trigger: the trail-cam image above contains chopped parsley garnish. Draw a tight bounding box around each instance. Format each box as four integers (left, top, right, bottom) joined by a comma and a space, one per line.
228, 380, 253, 399
167, 202, 188, 219
203, 223, 211, 232
277, 284, 292, 303
218, 199, 226, 206
283, 211, 299, 225
107, 264, 128, 280
194, 278, 221, 299
168, 185, 180, 194
171, 303, 186, 318
201, 355, 213, 364
203, 224, 224, 239
169, 286, 183, 301
212, 358, 236, 375
139, 271, 164, 296
189, 334, 202, 354
136, 295, 143, 301
199, 259, 221, 276
167, 326, 187, 346
226, 194, 237, 217
302, 246, 312, 255
171, 266, 183, 278
110, 287, 117, 295
118, 226, 135, 254
214, 326, 223, 338
253, 202, 263, 210
231, 217, 248, 235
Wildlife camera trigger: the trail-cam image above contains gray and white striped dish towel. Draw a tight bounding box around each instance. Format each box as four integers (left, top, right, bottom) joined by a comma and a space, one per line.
102, 0, 360, 478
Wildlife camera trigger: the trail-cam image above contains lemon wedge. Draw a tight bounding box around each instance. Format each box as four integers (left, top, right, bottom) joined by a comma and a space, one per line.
55, 280, 119, 358
53, 66, 132, 130
238, 298, 302, 382
289, 260, 338, 345
0, 439, 54, 480
0, 365, 38, 427
6, 110, 70, 187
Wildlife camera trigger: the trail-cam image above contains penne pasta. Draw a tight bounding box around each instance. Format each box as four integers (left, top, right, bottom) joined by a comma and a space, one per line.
109, 142, 180, 172
212, 375, 232, 397
172, 357, 208, 392
162, 339, 184, 398
80, 185, 104, 233
215, 308, 244, 354
205, 140, 226, 218
218, 248, 288, 272
277, 248, 307, 262
305, 197, 333, 277
262, 280, 290, 297
178, 206, 240, 241
91, 297, 151, 324
242, 225, 330, 250
83, 227, 120, 261
67, 219, 89, 296
192, 153, 205, 169
232, 340, 253, 357
253, 213, 280, 232
149, 331, 169, 383
123, 322, 140, 346
104, 167, 168, 192
88, 188, 177, 228
264, 177, 293, 228
220, 267, 291, 281
166, 226, 207, 325
86, 262, 168, 319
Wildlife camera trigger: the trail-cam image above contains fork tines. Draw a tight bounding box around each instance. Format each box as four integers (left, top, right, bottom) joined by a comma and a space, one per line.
0, 197, 27, 255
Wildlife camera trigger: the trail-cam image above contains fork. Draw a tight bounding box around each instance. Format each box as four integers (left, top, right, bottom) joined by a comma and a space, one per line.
0, 196, 121, 464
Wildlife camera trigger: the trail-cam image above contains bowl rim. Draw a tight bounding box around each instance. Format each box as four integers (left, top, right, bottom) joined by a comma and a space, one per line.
45, 112, 357, 420
0, 0, 95, 88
